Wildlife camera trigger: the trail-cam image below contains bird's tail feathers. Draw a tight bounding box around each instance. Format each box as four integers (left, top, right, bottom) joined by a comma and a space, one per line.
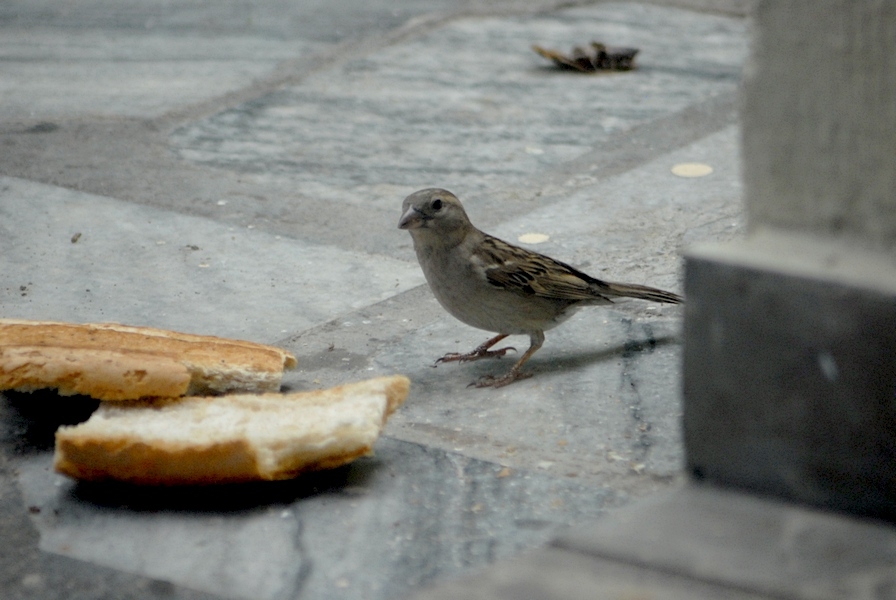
603, 281, 683, 304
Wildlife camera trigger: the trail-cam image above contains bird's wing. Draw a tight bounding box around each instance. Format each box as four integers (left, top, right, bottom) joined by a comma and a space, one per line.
474, 236, 613, 302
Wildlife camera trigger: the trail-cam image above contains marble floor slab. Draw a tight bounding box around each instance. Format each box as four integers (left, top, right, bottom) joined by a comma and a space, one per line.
0, 176, 424, 341
7, 416, 619, 600
170, 3, 747, 208
0, 1, 750, 599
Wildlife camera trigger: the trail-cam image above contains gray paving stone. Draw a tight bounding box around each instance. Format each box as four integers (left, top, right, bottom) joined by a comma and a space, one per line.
554, 484, 896, 600
6, 431, 619, 600
169, 3, 747, 208
0, 1, 758, 599
0, 176, 423, 342
0, 0, 463, 120
0, 29, 318, 119
414, 545, 772, 600
415, 483, 896, 600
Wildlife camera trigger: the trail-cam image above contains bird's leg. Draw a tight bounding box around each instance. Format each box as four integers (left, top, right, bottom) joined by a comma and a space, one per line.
473, 331, 544, 388
435, 334, 515, 365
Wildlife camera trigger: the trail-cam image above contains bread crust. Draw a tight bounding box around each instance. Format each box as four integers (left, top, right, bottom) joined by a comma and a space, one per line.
54, 375, 411, 485
0, 319, 297, 400
0, 346, 191, 400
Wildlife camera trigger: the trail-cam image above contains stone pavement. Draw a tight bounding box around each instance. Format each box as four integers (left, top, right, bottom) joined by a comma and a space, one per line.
0, 1, 782, 598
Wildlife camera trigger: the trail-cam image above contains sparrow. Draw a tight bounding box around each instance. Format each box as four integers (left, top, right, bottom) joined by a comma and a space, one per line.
398, 188, 683, 388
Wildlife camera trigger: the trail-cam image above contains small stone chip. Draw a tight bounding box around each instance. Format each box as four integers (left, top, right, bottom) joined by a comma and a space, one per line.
671, 162, 714, 178
518, 233, 550, 244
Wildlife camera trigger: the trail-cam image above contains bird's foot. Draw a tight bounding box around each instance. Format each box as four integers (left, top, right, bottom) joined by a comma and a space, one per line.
468, 369, 532, 388
434, 346, 516, 365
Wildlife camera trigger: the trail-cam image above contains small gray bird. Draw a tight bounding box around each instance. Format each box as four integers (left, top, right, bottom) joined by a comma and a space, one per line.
398, 188, 683, 388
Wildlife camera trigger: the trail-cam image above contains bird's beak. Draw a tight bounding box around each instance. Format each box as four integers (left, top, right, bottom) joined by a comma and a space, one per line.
398, 206, 424, 230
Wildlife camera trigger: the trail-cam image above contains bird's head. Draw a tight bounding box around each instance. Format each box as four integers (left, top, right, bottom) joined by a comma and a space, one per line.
398, 189, 472, 239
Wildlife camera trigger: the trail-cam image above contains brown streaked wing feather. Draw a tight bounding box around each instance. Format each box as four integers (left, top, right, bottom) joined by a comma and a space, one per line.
476, 236, 611, 302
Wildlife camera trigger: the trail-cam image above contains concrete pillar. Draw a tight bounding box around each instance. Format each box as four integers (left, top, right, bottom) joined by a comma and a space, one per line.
683, 0, 896, 520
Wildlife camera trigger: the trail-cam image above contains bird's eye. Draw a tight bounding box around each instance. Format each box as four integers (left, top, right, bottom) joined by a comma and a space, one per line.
432, 199, 443, 211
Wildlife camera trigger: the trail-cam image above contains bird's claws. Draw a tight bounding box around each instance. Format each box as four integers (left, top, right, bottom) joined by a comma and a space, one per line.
434, 354, 459, 366
490, 346, 517, 358
435, 346, 517, 366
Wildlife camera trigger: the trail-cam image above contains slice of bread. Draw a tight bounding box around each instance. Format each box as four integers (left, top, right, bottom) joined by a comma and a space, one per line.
0, 319, 297, 400
54, 375, 410, 484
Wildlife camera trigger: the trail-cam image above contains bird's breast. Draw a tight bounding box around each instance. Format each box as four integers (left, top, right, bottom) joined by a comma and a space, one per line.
414, 241, 576, 335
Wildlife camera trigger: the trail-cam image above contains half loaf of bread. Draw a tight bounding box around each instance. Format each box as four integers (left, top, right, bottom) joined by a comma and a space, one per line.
0, 319, 297, 400
54, 375, 410, 484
